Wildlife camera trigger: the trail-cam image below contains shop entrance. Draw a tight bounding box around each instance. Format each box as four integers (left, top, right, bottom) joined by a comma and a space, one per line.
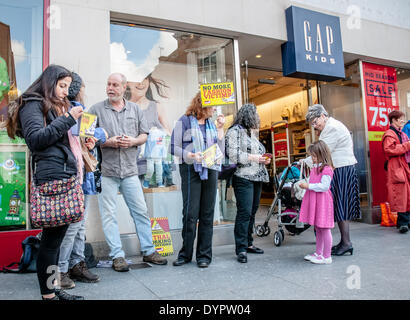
241, 64, 317, 204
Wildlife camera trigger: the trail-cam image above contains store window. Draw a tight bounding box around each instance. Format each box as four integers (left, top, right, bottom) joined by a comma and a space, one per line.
110, 23, 237, 229
0, 0, 45, 231
242, 68, 314, 204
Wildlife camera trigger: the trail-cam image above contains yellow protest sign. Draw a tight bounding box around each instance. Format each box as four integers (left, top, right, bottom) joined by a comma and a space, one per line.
200, 82, 235, 107
150, 217, 174, 256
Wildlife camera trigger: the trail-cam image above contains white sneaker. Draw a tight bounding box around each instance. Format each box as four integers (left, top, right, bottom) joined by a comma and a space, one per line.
310, 255, 332, 264
304, 252, 319, 261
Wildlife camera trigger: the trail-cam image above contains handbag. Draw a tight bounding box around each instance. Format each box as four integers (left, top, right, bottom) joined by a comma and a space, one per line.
29, 114, 85, 228
293, 161, 308, 201
30, 164, 85, 228
218, 124, 242, 180
81, 142, 98, 172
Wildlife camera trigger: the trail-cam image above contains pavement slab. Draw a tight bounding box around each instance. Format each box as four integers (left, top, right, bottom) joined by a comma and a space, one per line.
1, 206, 409, 300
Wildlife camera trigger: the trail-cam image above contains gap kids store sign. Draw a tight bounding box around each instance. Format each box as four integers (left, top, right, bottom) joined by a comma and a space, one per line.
282, 6, 345, 81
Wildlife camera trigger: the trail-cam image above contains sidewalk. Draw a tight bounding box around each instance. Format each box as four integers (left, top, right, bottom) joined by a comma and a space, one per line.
1, 206, 410, 300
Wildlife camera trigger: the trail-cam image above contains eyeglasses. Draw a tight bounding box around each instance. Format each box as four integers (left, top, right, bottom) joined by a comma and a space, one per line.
311, 117, 321, 127
398, 119, 406, 123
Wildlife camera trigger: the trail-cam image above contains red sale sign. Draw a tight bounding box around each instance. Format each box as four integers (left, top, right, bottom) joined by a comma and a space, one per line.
273, 132, 289, 167
362, 62, 399, 206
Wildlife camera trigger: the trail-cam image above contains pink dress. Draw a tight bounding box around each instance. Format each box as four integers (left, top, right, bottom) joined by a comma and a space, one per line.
299, 166, 334, 228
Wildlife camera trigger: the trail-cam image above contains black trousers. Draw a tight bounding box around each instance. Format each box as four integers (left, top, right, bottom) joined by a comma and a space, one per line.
397, 212, 410, 228
178, 164, 218, 263
232, 175, 263, 255
36, 225, 69, 295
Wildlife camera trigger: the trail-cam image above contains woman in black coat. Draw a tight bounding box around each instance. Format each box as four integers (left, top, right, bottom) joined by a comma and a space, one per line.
6, 65, 85, 300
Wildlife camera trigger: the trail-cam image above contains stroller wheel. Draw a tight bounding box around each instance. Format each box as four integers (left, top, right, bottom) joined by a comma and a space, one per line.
263, 226, 271, 236
273, 231, 283, 247
255, 225, 266, 237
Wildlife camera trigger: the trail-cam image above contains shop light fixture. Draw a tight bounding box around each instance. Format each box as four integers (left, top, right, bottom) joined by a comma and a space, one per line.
255, 54, 262, 58
258, 78, 275, 85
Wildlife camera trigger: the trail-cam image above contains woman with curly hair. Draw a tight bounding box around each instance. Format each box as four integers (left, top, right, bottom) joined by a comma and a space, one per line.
170, 92, 225, 268
225, 104, 271, 263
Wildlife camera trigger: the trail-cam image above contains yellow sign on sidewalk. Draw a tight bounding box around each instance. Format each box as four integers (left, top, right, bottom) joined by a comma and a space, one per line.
200, 82, 235, 107
150, 217, 174, 256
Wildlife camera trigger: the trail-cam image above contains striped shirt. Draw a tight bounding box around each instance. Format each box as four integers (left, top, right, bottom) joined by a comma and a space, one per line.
88, 99, 149, 178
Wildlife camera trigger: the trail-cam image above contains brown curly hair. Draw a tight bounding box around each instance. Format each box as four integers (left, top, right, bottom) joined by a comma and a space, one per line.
185, 92, 208, 120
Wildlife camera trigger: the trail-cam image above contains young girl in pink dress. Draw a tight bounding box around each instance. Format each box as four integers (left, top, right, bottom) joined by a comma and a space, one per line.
299, 140, 335, 264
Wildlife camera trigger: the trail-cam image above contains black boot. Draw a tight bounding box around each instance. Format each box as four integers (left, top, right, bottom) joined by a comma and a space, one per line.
55, 289, 84, 300
42, 295, 59, 300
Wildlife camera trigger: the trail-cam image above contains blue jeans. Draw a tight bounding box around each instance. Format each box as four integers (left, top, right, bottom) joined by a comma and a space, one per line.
97, 175, 155, 259
145, 158, 163, 184
58, 195, 90, 273
162, 161, 173, 184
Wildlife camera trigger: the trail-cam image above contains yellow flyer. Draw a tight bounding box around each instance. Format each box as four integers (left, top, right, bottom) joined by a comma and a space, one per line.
150, 217, 174, 256
200, 82, 235, 107
79, 112, 97, 138
202, 143, 223, 168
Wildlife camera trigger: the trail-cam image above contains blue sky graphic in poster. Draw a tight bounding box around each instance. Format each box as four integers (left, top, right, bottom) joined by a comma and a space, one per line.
0, 0, 43, 93
110, 24, 177, 82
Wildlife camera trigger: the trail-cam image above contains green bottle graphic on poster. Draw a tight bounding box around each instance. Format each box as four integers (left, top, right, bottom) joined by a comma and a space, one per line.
8, 190, 21, 216
0, 152, 26, 227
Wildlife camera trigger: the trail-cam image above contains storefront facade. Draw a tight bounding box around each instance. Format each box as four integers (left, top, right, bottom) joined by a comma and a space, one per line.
1, 0, 410, 259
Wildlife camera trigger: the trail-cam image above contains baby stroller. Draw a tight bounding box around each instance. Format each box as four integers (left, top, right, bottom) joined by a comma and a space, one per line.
255, 162, 310, 246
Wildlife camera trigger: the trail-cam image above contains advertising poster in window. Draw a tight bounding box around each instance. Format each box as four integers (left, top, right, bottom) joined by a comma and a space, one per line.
0, 150, 27, 227
110, 23, 236, 226
362, 62, 399, 206
0, 0, 44, 121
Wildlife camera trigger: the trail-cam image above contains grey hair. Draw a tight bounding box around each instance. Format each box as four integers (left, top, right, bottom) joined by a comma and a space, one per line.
231, 103, 260, 136
305, 104, 329, 122
109, 73, 127, 85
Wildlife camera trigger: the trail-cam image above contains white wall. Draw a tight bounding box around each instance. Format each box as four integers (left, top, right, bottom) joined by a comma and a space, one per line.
49, 0, 410, 94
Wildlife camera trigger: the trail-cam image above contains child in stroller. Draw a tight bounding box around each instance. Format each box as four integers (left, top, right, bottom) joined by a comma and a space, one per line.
255, 162, 310, 246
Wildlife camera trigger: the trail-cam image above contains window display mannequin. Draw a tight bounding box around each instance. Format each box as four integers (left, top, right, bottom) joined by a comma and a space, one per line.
142, 126, 167, 188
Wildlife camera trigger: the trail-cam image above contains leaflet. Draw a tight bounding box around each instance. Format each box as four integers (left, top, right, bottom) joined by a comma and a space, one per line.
72, 113, 97, 137
202, 143, 223, 168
